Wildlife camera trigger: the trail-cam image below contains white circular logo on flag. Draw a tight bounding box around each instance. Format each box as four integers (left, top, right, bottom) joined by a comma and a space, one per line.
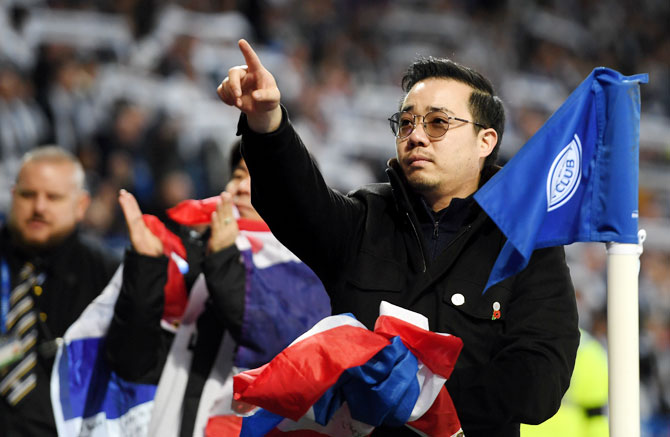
547, 134, 582, 212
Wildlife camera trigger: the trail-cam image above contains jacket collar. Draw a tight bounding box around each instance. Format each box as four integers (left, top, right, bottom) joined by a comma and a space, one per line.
384, 159, 500, 274
0, 225, 80, 274
385, 158, 419, 220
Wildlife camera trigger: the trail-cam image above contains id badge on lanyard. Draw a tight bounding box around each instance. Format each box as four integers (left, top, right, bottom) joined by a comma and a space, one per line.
0, 259, 25, 368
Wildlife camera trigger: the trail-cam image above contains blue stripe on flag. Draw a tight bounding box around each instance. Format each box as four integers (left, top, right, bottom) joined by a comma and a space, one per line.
312, 336, 420, 427
240, 408, 285, 437
235, 249, 331, 368
59, 337, 156, 420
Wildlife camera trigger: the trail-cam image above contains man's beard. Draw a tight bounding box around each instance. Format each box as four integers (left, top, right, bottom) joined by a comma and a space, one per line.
405, 173, 440, 194
8, 217, 71, 254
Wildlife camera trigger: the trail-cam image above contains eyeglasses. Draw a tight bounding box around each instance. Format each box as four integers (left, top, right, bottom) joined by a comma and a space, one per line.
388, 111, 486, 139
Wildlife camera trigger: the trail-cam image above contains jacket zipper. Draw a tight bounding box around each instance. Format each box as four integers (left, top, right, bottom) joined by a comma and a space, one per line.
406, 212, 427, 273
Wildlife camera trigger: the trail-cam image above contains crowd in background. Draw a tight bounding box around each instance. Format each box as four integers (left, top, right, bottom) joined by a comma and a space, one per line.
0, 0, 668, 434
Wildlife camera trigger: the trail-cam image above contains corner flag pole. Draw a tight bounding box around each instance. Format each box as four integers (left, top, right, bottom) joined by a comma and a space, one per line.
606, 229, 646, 437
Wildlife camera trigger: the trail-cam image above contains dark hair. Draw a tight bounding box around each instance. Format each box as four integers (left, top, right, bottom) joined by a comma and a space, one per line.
229, 139, 243, 174
401, 57, 505, 167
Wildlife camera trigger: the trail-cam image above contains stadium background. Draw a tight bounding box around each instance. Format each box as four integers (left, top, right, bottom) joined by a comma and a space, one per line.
0, 1, 668, 434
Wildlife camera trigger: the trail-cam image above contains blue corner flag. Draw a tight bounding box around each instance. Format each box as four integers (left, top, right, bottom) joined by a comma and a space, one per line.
474, 68, 648, 291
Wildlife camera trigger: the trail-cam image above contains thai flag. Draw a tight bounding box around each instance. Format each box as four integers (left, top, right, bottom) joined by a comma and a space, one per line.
148, 217, 331, 436
50, 266, 158, 437
51, 206, 331, 437
49, 216, 191, 437
205, 301, 464, 437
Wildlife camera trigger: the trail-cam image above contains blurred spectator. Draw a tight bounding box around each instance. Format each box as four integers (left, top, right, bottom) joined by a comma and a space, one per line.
148, 169, 196, 223
0, 0, 668, 433
45, 53, 99, 152
94, 98, 155, 203
0, 62, 48, 160
0, 61, 49, 212
0, 146, 120, 436
522, 330, 609, 437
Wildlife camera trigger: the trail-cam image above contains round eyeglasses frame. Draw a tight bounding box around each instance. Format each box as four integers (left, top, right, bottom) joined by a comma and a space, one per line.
388, 111, 486, 139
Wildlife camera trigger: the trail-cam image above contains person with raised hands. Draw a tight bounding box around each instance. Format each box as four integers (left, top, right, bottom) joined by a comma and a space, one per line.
217, 40, 579, 437
105, 144, 330, 437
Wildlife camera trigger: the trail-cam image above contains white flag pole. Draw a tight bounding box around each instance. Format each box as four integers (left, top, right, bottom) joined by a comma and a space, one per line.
606, 229, 646, 437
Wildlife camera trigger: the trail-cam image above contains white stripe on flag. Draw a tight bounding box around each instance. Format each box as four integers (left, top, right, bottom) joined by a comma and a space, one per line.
408, 363, 446, 421
244, 231, 301, 268
64, 267, 124, 341
276, 402, 374, 437
288, 314, 368, 347
379, 301, 428, 330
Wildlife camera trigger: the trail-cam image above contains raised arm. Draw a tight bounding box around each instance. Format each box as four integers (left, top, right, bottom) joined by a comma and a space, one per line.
118, 189, 163, 256
105, 190, 168, 383
216, 41, 366, 284
201, 192, 246, 340
207, 192, 238, 253
217, 39, 282, 134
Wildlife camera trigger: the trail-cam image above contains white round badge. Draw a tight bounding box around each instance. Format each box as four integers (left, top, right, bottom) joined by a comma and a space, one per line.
451, 293, 465, 306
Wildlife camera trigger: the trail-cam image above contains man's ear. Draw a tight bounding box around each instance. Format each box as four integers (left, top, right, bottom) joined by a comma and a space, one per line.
75, 192, 91, 222
478, 128, 498, 159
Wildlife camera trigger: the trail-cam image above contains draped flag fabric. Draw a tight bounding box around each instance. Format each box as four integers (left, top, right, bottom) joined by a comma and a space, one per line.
50, 218, 193, 437
51, 203, 330, 437
142, 214, 189, 327
205, 301, 464, 437
474, 68, 648, 290
148, 219, 331, 437
50, 266, 158, 437
167, 196, 220, 226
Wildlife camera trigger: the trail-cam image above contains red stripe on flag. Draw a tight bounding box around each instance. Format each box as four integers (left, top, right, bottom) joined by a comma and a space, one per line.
238, 218, 270, 232
374, 315, 463, 378
167, 197, 219, 225
166, 197, 271, 230
266, 429, 332, 437
233, 324, 390, 421
204, 415, 243, 437
143, 214, 188, 322
406, 386, 462, 436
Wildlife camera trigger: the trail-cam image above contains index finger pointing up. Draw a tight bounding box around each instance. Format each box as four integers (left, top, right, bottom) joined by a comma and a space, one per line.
238, 39, 264, 71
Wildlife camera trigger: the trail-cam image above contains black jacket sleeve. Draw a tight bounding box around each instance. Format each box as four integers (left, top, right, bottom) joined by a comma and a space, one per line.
201, 244, 246, 341
105, 249, 170, 383
239, 107, 366, 285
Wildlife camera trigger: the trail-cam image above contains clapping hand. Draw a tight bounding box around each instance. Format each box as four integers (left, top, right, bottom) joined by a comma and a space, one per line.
208, 192, 239, 254
118, 189, 163, 257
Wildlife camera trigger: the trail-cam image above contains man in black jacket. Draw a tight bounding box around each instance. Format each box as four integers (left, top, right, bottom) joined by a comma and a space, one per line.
217, 40, 580, 436
0, 146, 120, 436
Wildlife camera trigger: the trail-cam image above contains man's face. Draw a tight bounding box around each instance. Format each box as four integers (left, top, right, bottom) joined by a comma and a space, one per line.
225, 159, 263, 221
395, 78, 495, 209
9, 160, 89, 249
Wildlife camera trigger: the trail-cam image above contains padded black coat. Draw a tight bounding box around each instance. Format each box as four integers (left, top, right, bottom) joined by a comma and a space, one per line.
239, 107, 580, 437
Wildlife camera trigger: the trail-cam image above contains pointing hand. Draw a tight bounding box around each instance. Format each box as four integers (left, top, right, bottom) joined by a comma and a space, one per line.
217, 39, 282, 133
